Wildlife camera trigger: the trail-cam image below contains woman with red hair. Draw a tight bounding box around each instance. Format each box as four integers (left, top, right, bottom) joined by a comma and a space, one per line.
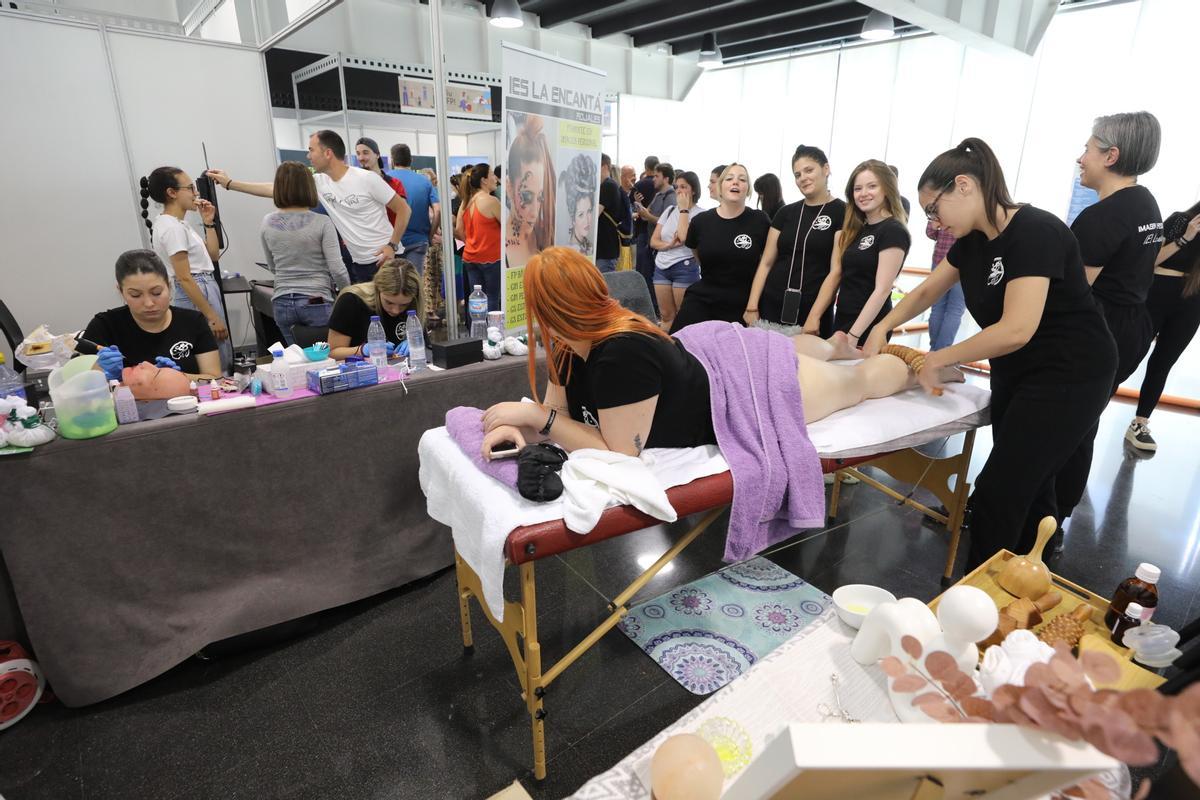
481, 247, 961, 460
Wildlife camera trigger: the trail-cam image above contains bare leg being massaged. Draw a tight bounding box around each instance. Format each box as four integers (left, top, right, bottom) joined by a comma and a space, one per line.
481, 247, 962, 459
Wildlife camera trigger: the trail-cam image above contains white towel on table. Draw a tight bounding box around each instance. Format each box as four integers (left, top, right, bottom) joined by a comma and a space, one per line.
418, 427, 727, 622
561, 449, 678, 534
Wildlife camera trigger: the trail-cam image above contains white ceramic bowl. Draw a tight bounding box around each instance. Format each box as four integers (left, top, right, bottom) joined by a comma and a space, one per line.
832, 584, 897, 629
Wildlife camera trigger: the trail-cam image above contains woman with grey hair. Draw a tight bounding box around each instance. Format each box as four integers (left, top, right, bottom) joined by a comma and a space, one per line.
559, 153, 596, 255
1056, 111, 1163, 523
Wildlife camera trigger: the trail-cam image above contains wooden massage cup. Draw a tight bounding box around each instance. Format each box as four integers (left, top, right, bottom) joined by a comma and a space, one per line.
997, 516, 1057, 599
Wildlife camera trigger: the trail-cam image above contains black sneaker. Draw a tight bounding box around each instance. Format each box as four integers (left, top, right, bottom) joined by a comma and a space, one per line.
1125, 421, 1157, 452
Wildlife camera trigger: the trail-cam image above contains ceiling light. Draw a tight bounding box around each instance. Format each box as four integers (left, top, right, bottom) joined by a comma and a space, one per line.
489, 0, 523, 29
698, 32, 721, 68
861, 9, 895, 40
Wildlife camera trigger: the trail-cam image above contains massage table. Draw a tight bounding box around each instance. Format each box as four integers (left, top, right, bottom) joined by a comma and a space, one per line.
418, 383, 990, 780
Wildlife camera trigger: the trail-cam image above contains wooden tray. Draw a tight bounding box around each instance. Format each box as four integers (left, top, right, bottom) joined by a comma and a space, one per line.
931, 550, 1164, 691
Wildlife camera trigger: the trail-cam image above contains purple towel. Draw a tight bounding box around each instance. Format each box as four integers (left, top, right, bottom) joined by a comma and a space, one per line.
673, 321, 825, 561
445, 406, 519, 489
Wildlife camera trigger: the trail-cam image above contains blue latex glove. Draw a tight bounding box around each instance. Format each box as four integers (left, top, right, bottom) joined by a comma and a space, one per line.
154, 356, 182, 371
396, 339, 410, 358
97, 346, 124, 382
361, 342, 396, 357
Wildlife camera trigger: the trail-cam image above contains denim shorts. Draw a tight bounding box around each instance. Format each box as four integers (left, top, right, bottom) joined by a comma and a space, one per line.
653, 257, 700, 288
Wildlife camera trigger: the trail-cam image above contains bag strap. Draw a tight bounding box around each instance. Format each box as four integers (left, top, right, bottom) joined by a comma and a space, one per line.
602, 210, 632, 244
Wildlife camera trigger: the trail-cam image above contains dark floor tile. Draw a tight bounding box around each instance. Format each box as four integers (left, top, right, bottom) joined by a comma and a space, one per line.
193, 728, 349, 800
0, 703, 83, 800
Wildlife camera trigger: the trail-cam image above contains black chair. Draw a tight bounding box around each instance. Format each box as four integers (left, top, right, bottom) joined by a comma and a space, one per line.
602, 270, 659, 323
290, 325, 328, 348
0, 298, 25, 373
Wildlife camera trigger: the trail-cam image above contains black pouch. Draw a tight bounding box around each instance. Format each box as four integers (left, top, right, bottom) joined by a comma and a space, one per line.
517, 443, 569, 503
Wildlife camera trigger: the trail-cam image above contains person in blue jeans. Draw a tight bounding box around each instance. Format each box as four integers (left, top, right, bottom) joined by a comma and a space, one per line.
386, 143, 441, 276
260, 162, 351, 345
925, 221, 962, 350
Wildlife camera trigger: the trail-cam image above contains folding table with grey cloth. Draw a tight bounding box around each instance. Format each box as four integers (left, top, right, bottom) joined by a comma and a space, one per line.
0, 354, 544, 706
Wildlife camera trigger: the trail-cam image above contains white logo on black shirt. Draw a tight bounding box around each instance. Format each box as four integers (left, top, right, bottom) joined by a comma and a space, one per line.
169, 341, 193, 360
733, 234, 753, 250
581, 407, 599, 428
988, 257, 1005, 286
394, 322, 407, 341
858, 235, 875, 250
813, 215, 832, 230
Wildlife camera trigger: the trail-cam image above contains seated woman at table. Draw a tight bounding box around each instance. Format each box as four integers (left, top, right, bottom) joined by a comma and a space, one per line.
480, 247, 960, 458
326, 258, 425, 360
83, 249, 221, 384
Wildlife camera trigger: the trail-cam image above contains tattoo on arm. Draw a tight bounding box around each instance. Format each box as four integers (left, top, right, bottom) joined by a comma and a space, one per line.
633, 433, 644, 455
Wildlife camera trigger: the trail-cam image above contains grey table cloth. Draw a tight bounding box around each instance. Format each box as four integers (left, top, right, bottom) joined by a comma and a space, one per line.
0, 355, 541, 706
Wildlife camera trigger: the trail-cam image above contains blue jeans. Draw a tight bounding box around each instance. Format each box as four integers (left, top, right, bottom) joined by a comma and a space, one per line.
402, 242, 428, 274
272, 294, 333, 346
595, 257, 619, 273
174, 272, 232, 372
928, 282, 965, 351
464, 259, 502, 311
653, 257, 700, 288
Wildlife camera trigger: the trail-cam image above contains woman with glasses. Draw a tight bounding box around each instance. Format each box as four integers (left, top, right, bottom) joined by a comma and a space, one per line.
140, 166, 231, 371
863, 138, 1116, 570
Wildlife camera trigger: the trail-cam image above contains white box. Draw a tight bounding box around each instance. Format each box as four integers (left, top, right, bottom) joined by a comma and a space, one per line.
258, 358, 335, 396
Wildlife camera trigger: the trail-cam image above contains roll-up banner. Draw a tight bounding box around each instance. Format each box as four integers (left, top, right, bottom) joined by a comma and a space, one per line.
501, 42, 606, 330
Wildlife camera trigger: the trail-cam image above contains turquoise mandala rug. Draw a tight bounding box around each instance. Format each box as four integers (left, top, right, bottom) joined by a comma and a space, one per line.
617, 557, 831, 695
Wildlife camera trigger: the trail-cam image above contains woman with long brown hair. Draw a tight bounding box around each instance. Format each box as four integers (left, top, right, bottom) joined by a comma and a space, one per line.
505, 113, 556, 269
1128, 202, 1200, 451
455, 163, 502, 311
479, 247, 961, 459
808, 159, 910, 348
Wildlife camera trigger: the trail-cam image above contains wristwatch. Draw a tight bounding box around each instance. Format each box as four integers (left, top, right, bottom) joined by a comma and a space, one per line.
387, 241, 400, 251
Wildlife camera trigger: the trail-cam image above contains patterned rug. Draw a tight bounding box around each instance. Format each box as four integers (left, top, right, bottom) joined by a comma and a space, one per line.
617, 557, 831, 695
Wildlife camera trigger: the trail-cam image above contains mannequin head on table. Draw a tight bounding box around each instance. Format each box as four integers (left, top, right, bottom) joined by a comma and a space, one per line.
122, 362, 192, 400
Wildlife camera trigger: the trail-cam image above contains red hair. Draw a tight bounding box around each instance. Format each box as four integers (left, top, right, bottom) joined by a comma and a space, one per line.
523, 247, 670, 402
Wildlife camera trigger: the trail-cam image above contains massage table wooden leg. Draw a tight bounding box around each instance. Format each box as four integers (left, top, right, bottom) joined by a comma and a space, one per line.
828, 469, 844, 525
455, 552, 475, 651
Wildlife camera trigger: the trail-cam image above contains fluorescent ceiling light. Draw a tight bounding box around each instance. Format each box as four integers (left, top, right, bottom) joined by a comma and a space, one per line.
490, 0, 523, 29
698, 32, 721, 68
861, 9, 895, 40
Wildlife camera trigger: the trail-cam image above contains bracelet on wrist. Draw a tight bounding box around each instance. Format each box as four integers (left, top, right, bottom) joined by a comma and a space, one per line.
539, 408, 557, 437
1178, 236, 1193, 248
745, 308, 758, 313
848, 331, 861, 340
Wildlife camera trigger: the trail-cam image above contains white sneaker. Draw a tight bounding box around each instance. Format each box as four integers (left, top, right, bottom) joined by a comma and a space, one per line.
1125, 420, 1157, 452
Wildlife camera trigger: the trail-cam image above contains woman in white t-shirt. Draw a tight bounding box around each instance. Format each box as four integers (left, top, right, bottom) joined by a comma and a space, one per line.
649, 171, 702, 330
140, 166, 231, 371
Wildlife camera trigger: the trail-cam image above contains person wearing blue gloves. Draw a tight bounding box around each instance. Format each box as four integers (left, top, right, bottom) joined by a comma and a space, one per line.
326, 258, 424, 360
83, 249, 221, 380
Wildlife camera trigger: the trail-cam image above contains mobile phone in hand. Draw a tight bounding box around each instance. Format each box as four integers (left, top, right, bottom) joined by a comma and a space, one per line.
489, 442, 520, 460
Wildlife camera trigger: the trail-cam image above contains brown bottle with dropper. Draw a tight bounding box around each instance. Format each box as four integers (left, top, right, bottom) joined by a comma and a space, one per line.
1105, 562, 1160, 644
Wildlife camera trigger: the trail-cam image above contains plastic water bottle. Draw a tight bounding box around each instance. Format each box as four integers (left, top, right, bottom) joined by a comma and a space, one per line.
366, 314, 389, 376
0, 353, 25, 401
406, 310, 427, 372
269, 347, 293, 398
468, 285, 488, 339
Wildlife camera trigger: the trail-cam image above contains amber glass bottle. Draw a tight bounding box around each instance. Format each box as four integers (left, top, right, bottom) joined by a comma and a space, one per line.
1105, 562, 1160, 644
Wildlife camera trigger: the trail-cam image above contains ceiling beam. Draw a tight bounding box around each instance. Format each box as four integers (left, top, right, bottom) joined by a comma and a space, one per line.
587, 0, 745, 40
631, 0, 857, 47
538, 0, 629, 28
667, 5, 867, 54
719, 20, 916, 60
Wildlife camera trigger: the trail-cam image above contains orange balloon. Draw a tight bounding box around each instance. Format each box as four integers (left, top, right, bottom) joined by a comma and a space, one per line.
650, 733, 723, 800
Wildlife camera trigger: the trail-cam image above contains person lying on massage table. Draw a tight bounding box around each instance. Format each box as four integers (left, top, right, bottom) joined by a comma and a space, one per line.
480, 246, 962, 460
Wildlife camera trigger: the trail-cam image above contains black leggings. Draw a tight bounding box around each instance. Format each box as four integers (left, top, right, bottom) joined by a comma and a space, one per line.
967, 370, 1114, 571
1136, 273, 1200, 418
1054, 300, 1149, 520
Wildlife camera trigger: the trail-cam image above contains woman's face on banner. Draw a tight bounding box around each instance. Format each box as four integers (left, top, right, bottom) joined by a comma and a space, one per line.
510, 160, 545, 230
572, 196, 594, 242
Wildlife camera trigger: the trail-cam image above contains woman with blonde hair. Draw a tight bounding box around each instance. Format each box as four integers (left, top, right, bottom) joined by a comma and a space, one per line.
326, 258, 424, 360
260, 161, 350, 345
808, 159, 910, 347
505, 113, 556, 269
480, 247, 960, 459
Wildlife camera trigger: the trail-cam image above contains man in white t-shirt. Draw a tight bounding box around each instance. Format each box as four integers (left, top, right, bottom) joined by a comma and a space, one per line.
207, 130, 411, 283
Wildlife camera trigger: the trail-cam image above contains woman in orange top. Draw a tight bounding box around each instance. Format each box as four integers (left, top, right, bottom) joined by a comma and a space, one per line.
455, 163, 502, 311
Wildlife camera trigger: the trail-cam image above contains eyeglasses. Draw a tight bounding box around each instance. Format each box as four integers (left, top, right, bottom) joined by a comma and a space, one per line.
924, 182, 954, 223
175, 183, 197, 193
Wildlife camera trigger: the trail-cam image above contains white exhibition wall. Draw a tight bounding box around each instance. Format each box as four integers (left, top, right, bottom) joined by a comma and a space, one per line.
0, 10, 279, 357
615, 0, 1200, 401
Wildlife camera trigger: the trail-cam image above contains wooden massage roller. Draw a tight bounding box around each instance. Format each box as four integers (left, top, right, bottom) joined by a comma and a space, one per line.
879, 344, 942, 396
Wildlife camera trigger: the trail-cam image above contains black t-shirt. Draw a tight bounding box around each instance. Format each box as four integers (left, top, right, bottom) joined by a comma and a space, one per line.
1070, 185, 1162, 307
684, 207, 771, 303
82, 306, 217, 374
762, 198, 847, 321
327, 292, 415, 347
836, 217, 911, 319
560, 333, 717, 449
597, 177, 623, 259
632, 176, 657, 238
947, 205, 1114, 383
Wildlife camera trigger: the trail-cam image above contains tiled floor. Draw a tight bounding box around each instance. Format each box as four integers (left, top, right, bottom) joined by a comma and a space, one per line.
0, 399, 1196, 799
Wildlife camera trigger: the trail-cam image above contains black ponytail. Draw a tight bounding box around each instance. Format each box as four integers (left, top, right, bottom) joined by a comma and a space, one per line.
140, 166, 185, 236
918, 137, 1017, 231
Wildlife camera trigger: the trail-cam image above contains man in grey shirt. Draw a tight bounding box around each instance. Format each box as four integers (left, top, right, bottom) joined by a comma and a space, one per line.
633, 162, 676, 311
